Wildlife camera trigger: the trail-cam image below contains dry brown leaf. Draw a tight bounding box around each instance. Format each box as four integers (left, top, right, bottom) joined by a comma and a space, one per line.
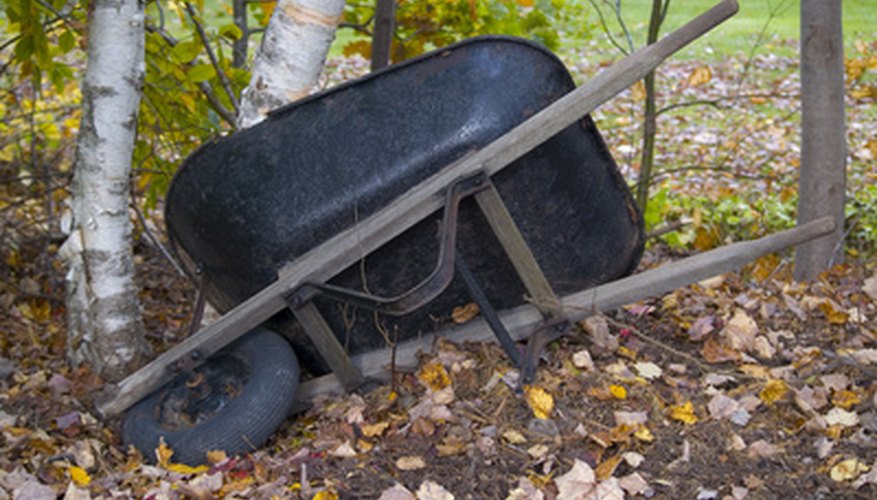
395, 455, 426, 471
595, 454, 623, 481
451, 302, 479, 324
701, 337, 741, 363
686, 65, 713, 87
555, 459, 597, 500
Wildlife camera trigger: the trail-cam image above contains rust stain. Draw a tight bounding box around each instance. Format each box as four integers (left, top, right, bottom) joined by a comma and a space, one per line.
283, 3, 342, 27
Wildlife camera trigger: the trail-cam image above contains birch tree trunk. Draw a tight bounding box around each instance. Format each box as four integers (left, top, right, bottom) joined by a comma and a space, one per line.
61, 0, 150, 381
237, 0, 346, 128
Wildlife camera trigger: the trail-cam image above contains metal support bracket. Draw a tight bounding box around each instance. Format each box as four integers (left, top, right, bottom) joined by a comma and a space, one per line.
288, 172, 489, 316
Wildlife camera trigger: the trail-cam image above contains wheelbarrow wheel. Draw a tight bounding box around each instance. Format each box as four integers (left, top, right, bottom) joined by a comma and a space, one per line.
122, 327, 300, 465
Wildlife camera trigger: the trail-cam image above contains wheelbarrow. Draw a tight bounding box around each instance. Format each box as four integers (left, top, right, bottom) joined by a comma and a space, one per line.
100, 1, 837, 465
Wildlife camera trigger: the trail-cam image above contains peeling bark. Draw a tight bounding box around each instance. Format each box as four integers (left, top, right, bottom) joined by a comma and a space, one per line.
61, 0, 150, 381
237, 0, 346, 128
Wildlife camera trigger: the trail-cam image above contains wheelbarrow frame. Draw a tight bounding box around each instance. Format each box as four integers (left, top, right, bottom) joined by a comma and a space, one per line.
97, 0, 777, 418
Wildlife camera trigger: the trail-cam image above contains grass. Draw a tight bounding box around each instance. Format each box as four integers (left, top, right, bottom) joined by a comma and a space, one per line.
581, 0, 877, 60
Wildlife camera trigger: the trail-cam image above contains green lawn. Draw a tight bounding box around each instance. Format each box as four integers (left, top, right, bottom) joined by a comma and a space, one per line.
582, 0, 876, 59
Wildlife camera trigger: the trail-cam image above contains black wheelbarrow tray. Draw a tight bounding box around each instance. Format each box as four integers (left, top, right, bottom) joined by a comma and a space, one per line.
104, 1, 834, 465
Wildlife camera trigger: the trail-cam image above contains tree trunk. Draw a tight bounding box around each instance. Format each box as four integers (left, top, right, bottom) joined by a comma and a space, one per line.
794, 0, 846, 281
61, 0, 150, 381
371, 0, 396, 71
237, 0, 347, 128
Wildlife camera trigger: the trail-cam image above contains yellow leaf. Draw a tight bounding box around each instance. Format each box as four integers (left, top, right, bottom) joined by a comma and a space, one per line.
69, 466, 91, 487
686, 65, 713, 87
451, 302, 480, 324
830, 458, 869, 482
417, 363, 451, 391
156, 439, 174, 467
166, 462, 209, 475
819, 300, 849, 324
518, 0, 534, 6
831, 389, 861, 410
525, 386, 554, 420
361, 421, 390, 438
595, 454, 623, 481
669, 401, 698, 425
206, 449, 228, 464
609, 384, 627, 400
631, 80, 646, 101
634, 426, 654, 442
759, 379, 789, 405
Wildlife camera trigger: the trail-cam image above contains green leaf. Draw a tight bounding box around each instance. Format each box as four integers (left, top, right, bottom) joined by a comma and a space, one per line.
59, 30, 75, 53
171, 40, 201, 63
219, 23, 243, 41
187, 63, 216, 82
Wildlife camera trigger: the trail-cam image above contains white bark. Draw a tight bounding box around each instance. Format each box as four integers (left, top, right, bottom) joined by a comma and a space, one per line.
237, 0, 346, 128
61, 0, 150, 381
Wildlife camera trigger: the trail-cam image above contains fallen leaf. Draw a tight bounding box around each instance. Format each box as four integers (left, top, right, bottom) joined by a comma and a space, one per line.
759, 379, 789, 405
505, 477, 544, 500
708, 393, 741, 419
525, 386, 554, 420
670, 401, 699, 425
362, 421, 390, 438
622, 452, 644, 468
416, 480, 454, 500
313, 490, 339, 500
581, 316, 617, 354
687, 65, 713, 86
329, 441, 358, 458
831, 389, 861, 410
555, 459, 597, 500
451, 302, 479, 324
863, 274, 877, 301
595, 454, 623, 481
206, 450, 227, 465
378, 483, 416, 500
527, 444, 549, 459
721, 309, 758, 351
634, 361, 663, 380
418, 363, 451, 392
819, 299, 848, 324
821, 373, 851, 393
701, 337, 740, 363
502, 429, 527, 445
69, 466, 90, 487
824, 407, 859, 427
830, 458, 869, 482
634, 426, 654, 442
688, 315, 716, 341
619, 472, 649, 495
396, 455, 426, 471
747, 439, 779, 458
614, 411, 648, 426
572, 350, 594, 370
166, 462, 209, 475
608, 384, 627, 400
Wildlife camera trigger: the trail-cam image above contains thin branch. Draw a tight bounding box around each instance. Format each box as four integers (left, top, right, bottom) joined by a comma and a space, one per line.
656, 92, 799, 116
184, 2, 240, 117
587, 0, 628, 55
609, 0, 635, 54
129, 187, 187, 277
144, 24, 237, 127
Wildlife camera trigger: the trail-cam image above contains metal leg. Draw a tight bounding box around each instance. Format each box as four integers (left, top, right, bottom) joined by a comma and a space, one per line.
455, 255, 523, 367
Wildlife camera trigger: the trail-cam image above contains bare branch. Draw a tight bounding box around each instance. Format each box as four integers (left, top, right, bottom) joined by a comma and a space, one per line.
184, 2, 241, 117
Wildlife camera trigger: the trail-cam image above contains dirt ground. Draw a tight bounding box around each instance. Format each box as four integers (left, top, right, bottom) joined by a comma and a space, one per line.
2, 236, 875, 499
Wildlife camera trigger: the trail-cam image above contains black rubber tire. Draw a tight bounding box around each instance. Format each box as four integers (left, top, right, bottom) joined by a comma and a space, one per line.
122, 327, 300, 465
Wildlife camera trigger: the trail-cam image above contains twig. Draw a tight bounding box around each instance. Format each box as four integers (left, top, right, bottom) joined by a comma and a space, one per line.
646, 219, 690, 239
144, 25, 237, 126
129, 187, 187, 277
184, 2, 240, 117
609, 0, 635, 54
587, 0, 629, 55
602, 315, 751, 380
